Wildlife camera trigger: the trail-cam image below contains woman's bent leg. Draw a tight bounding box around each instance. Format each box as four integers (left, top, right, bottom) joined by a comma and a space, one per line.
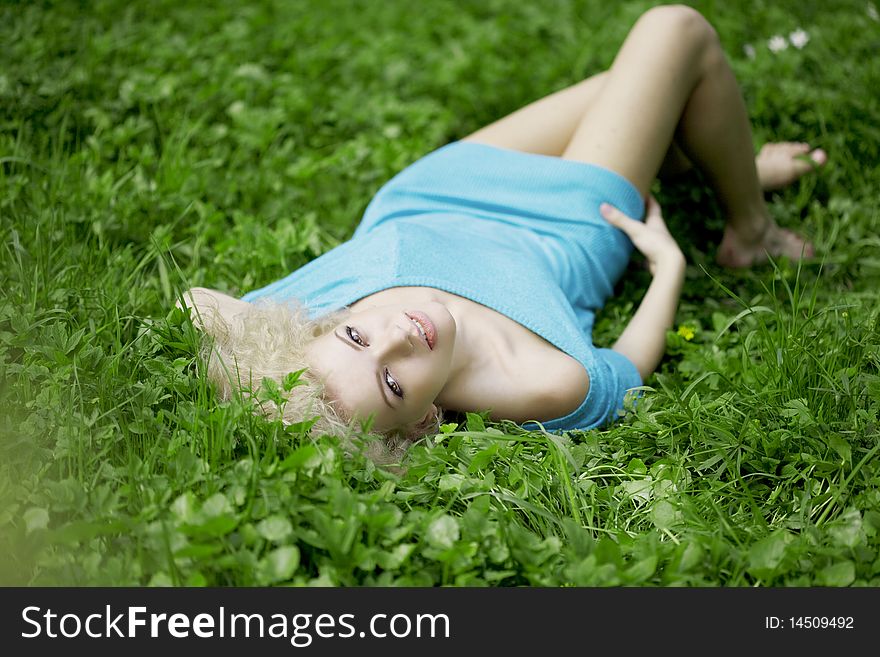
462, 73, 609, 156
561, 5, 814, 265
560, 6, 714, 195
461, 71, 694, 174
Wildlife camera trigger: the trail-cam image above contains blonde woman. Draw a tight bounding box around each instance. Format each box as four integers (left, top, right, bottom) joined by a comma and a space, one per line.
184, 5, 825, 462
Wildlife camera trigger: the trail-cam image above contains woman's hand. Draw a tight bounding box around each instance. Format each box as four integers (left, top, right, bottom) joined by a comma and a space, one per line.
600, 195, 684, 275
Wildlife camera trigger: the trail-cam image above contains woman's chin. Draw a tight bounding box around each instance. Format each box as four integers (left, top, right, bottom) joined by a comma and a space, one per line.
427, 301, 456, 351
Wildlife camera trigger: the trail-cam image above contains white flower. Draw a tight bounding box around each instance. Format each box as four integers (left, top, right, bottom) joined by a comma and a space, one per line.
768, 35, 788, 53
789, 28, 810, 49
869, 3, 879, 21
743, 43, 756, 59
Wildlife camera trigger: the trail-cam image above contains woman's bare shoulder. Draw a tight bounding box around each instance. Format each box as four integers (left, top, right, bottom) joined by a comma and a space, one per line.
177, 287, 251, 330
443, 329, 590, 424
499, 351, 590, 423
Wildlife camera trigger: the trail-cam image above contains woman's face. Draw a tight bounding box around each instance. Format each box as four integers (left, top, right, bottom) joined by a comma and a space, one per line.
305, 300, 456, 432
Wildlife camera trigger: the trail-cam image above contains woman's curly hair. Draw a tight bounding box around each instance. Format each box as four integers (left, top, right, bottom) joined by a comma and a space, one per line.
182, 288, 442, 466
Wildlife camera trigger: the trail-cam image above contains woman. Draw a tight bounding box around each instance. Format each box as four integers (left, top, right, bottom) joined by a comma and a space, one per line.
183, 5, 826, 462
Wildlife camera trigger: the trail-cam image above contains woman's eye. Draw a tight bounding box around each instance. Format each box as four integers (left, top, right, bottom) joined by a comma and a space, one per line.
346, 325, 367, 346
384, 369, 404, 398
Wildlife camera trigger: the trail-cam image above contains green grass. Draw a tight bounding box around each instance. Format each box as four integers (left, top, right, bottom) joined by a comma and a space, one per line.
1, 0, 879, 586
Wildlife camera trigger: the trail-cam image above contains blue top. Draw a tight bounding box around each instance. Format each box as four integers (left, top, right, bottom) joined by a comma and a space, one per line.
242, 141, 645, 431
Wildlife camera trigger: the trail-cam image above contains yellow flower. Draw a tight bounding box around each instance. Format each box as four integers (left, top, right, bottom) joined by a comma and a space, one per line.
677, 325, 696, 341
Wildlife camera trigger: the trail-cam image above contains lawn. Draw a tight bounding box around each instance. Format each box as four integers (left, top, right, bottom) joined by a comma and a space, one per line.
1, 0, 879, 586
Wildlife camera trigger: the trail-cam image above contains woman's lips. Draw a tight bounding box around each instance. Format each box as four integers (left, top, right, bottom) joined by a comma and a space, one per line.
406, 311, 436, 350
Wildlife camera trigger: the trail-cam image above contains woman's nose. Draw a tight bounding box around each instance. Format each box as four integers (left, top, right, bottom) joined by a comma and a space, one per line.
375, 324, 414, 359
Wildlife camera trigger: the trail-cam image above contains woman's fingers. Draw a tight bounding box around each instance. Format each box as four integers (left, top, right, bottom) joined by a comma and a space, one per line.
602, 197, 671, 240
600, 202, 643, 237
601, 198, 682, 270
643, 195, 670, 231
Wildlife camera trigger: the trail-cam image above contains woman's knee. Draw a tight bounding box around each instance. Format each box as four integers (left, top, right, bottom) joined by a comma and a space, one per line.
635, 4, 719, 51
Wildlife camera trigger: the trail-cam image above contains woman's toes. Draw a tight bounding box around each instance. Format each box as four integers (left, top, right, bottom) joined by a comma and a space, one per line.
775, 227, 815, 260
789, 147, 827, 178
756, 142, 827, 191
809, 148, 827, 166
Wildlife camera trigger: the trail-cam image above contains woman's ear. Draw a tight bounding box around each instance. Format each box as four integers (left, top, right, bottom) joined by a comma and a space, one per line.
403, 403, 440, 439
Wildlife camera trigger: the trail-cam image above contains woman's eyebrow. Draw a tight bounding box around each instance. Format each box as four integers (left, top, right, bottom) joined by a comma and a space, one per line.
334, 330, 395, 409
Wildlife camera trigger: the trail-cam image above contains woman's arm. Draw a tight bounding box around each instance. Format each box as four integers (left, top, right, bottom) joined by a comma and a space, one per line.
611, 252, 685, 380
600, 197, 685, 381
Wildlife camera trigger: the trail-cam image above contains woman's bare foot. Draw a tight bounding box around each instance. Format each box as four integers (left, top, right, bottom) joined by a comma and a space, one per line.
717, 142, 825, 267
756, 142, 827, 191
717, 223, 815, 268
